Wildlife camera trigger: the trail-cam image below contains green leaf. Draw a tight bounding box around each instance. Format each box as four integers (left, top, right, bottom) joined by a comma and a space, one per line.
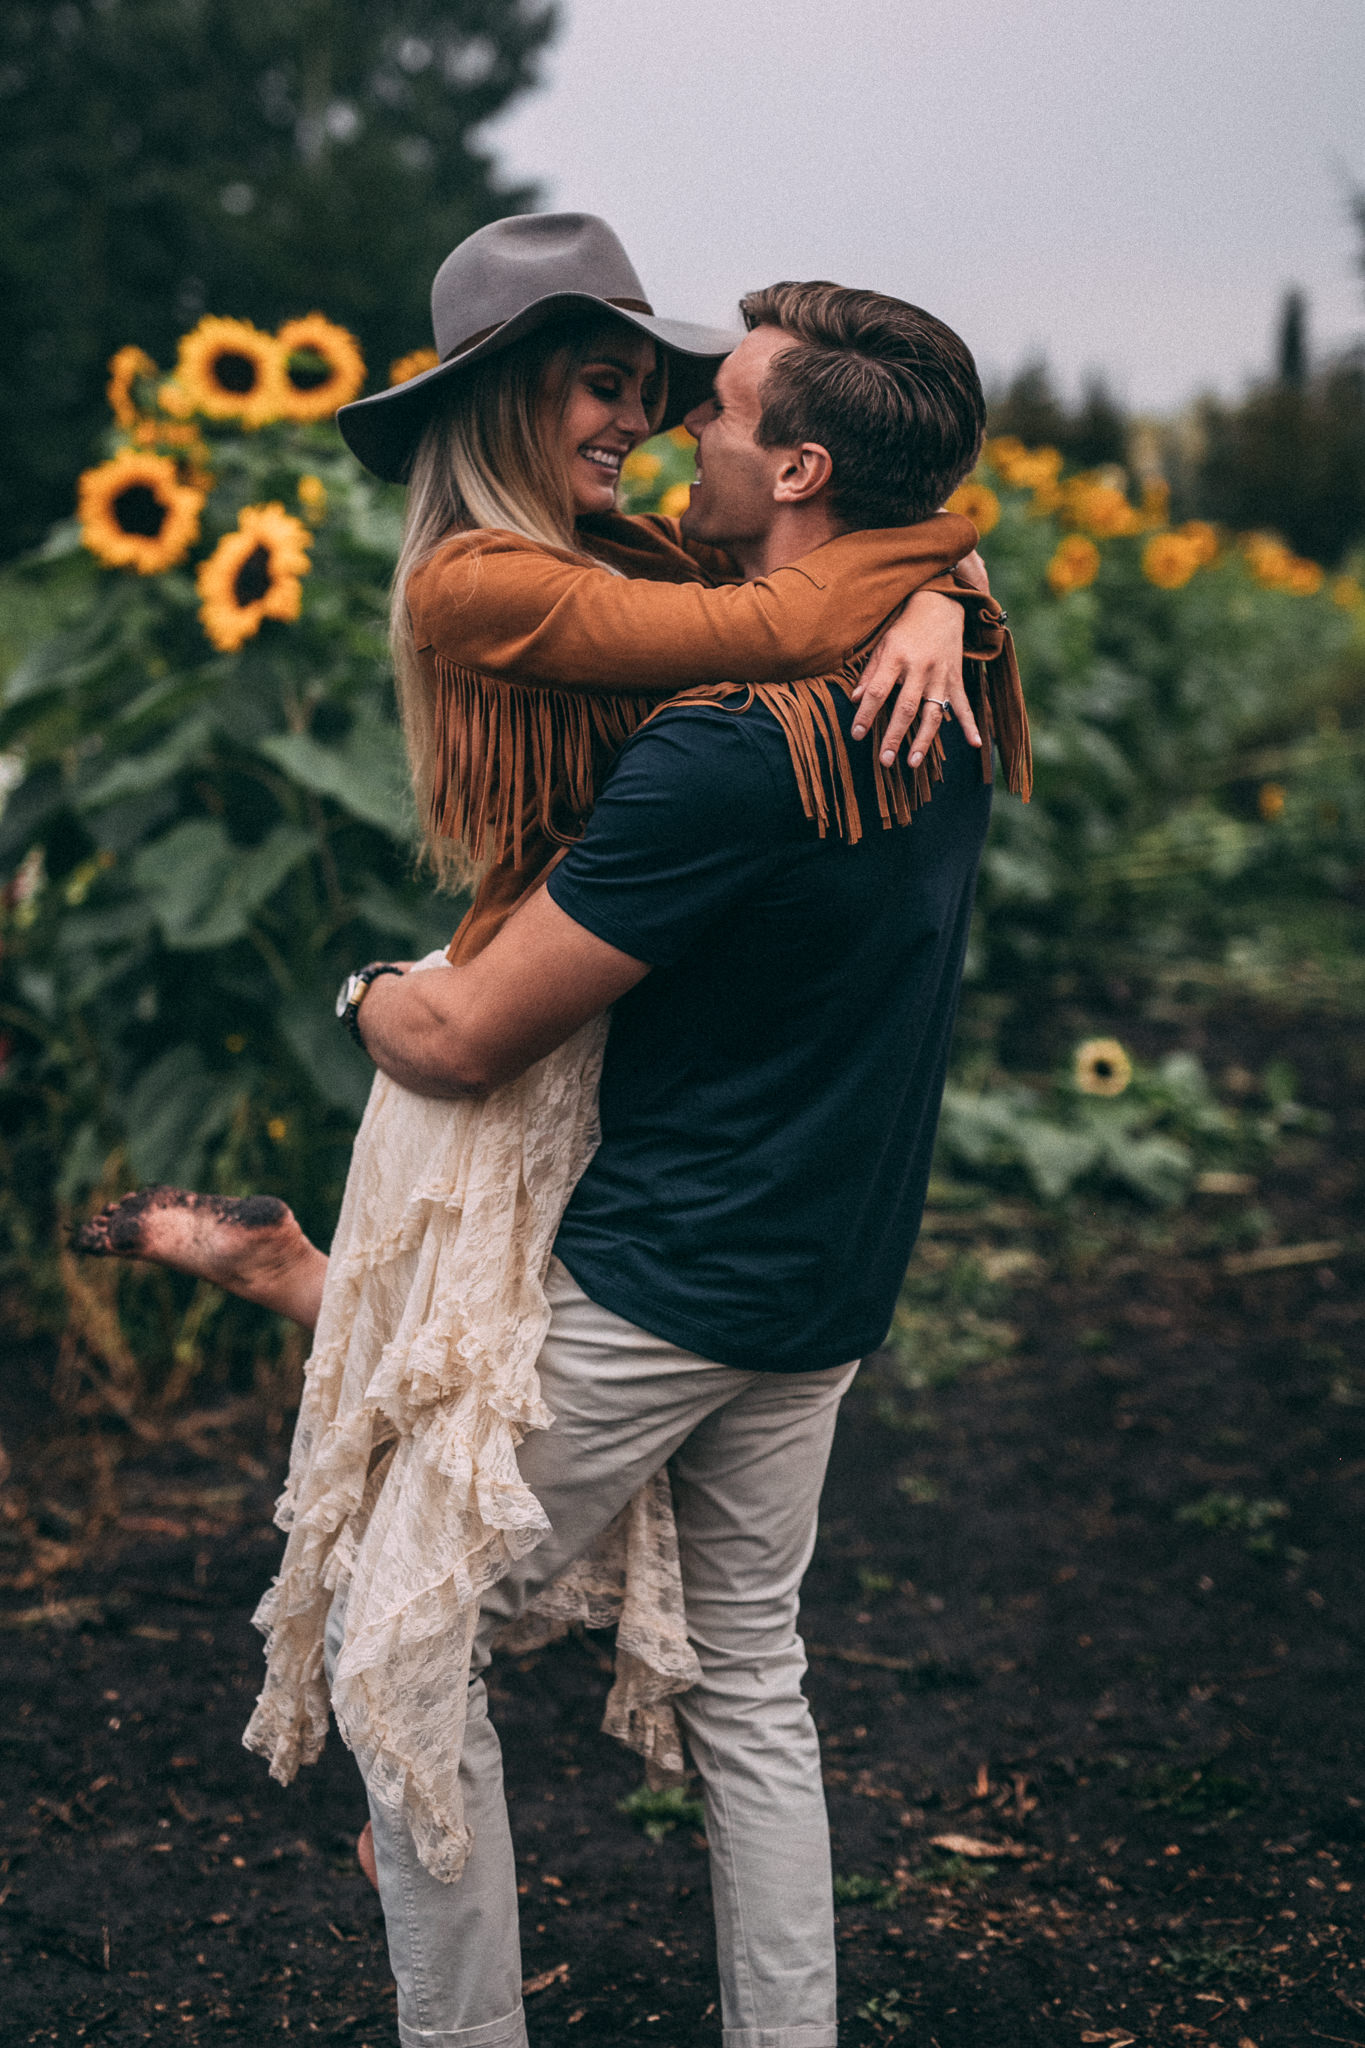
257, 716, 408, 833
131, 818, 314, 951
121, 1044, 247, 1186
280, 992, 376, 1119
1011, 1120, 1103, 1201
79, 714, 215, 809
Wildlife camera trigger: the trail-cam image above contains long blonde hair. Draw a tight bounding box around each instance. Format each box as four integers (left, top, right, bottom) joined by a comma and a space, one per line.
389, 315, 664, 888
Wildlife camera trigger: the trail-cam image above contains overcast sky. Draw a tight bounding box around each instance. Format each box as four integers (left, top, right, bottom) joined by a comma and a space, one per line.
486, 0, 1365, 413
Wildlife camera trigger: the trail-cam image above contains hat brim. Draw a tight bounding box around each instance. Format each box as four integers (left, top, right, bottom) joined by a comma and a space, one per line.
337, 294, 740, 484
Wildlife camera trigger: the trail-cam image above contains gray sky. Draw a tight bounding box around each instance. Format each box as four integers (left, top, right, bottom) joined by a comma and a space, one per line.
486, 0, 1365, 413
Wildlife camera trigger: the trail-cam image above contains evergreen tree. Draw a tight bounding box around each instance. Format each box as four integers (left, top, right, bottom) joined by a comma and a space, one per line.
0, 0, 555, 558
1193, 289, 1365, 568
987, 360, 1128, 470
1277, 287, 1308, 389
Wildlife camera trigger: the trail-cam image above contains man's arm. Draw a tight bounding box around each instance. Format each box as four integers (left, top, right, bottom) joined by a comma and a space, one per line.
356, 888, 649, 1098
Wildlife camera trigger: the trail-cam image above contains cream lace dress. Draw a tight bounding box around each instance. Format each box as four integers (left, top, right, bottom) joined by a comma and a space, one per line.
243, 954, 699, 1883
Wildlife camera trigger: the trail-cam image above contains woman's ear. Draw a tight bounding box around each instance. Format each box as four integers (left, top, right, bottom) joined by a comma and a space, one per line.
772, 441, 833, 506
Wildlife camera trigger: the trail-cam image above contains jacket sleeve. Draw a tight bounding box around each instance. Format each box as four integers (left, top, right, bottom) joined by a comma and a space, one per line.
406, 515, 979, 692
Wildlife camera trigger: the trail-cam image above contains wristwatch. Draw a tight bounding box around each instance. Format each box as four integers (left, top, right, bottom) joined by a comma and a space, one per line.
336, 962, 403, 1047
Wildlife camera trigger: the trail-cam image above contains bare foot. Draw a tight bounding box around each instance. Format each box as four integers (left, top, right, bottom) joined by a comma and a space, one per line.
72, 1187, 329, 1332
358, 1821, 378, 1891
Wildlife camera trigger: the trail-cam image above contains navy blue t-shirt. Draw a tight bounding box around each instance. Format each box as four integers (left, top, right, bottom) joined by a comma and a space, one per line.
548, 691, 992, 1372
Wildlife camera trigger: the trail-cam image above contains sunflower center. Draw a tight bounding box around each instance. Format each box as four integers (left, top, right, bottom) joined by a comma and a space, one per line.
112, 484, 168, 538
286, 347, 333, 392
211, 349, 260, 394
233, 544, 272, 607
1093, 1059, 1115, 1080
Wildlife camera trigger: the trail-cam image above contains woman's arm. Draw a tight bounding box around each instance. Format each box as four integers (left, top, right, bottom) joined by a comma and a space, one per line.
406, 514, 978, 694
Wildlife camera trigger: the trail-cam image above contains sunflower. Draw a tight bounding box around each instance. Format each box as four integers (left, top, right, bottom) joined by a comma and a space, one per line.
1064, 476, 1141, 538
77, 450, 205, 575
296, 473, 328, 522
106, 345, 158, 428
388, 346, 440, 386
945, 479, 1001, 536
1141, 531, 1200, 590
1179, 519, 1220, 567
657, 482, 693, 519
196, 502, 312, 652
1046, 533, 1101, 595
1331, 574, 1364, 612
175, 317, 289, 428
277, 314, 367, 421
1074, 1038, 1133, 1097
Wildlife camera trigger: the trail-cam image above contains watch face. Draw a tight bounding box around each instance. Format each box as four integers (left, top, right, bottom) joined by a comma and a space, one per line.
336, 973, 359, 1019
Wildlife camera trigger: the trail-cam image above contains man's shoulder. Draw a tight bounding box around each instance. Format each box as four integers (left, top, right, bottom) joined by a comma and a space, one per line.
611, 696, 798, 826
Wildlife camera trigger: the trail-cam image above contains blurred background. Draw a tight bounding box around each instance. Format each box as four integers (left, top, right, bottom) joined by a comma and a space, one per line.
1, 8, 1364, 2041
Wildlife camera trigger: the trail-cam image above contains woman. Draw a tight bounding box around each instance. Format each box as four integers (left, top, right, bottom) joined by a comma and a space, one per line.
78, 217, 1024, 1902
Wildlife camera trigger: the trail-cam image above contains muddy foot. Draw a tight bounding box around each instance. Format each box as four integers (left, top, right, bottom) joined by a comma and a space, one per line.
358, 1821, 378, 1892
72, 1187, 328, 1331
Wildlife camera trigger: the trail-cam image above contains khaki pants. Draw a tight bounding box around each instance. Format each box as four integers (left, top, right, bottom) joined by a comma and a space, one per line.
327, 1258, 857, 2048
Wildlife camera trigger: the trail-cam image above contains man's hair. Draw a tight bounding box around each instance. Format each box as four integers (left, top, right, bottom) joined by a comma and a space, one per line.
739, 281, 985, 530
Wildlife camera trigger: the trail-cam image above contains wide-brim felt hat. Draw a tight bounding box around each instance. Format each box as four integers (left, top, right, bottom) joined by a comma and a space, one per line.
337, 212, 740, 483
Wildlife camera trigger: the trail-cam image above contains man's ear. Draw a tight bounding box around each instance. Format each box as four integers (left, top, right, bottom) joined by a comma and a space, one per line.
772, 441, 834, 506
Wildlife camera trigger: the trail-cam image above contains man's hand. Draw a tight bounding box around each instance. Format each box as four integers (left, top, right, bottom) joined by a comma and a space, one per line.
851, 587, 983, 769
355, 888, 649, 1098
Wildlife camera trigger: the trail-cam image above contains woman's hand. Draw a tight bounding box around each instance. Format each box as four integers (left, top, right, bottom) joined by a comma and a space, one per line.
851, 587, 983, 769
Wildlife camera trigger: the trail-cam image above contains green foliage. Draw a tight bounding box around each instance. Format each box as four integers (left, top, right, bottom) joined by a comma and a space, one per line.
0, 0, 553, 555
1175, 1491, 1289, 1555
936, 1047, 1269, 1208
618, 1784, 706, 1843
1158, 1936, 1268, 1986
833, 1872, 900, 1909
0, 403, 458, 1395
971, 454, 1365, 996
854, 1988, 913, 2036
1132, 1762, 1255, 1817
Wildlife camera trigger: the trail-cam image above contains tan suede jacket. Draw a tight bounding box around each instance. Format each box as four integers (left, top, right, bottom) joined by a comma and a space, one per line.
400, 512, 1028, 961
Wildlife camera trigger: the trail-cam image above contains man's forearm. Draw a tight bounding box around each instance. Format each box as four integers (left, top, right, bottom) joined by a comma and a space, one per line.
358, 968, 494, 1098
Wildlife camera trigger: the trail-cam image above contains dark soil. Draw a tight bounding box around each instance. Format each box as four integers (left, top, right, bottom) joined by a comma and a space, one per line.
2, 998, 1364, 2047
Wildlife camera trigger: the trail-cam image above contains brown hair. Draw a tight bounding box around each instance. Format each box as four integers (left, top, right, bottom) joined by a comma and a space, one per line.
738, 281, 985, 530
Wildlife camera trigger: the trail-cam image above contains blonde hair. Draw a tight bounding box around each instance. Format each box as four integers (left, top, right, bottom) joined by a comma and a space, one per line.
389, 316, 665, 888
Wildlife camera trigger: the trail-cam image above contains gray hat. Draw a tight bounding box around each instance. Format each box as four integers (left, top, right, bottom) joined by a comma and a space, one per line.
337, 212, 740, 483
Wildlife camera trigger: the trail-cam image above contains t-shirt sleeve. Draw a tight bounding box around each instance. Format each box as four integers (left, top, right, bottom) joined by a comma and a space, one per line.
546, 706, 788, 967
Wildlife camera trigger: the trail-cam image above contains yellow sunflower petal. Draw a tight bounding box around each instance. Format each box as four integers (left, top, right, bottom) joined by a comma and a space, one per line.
195, 502, 312, 652
175, 317, 289, 429
277, 314, 367, 421
77, 450, 205, 575
945, 480, 1001, 536
388, 347, 440, 387
1046, 534, 1101, 595
106, 346, 158, 428
1073, 1037, 1133, 1097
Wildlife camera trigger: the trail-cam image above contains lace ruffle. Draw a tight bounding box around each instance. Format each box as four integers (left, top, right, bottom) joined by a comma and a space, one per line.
242, 955, 698, 1881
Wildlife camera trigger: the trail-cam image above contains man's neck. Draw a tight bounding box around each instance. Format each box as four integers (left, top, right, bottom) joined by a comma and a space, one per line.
732, 503, 843, 581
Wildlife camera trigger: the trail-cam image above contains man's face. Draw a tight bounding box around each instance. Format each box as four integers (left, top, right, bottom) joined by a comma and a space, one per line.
679, 326, 794, 552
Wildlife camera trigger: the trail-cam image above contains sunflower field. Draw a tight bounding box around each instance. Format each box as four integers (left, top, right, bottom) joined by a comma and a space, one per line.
0, 321, 1362, 1407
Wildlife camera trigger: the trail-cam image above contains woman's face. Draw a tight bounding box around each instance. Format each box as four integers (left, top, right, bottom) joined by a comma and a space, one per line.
552, 329, 661, 516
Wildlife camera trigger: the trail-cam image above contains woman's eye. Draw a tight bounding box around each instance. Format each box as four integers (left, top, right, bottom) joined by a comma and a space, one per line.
590, 381, 621, 402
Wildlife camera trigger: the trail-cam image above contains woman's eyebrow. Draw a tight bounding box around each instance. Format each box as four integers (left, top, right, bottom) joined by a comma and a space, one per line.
586, 355, 648, 376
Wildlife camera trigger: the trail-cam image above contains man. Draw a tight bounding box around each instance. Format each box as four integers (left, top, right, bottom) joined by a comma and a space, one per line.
337, 282, 1016, 2048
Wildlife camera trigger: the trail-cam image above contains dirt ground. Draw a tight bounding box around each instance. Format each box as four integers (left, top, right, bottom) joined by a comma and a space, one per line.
2, 996, 1363, 2047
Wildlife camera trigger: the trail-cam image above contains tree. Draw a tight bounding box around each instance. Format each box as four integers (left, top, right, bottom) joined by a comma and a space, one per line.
0, 0, 555, 558
1192, 287, 1365, 567
987, 359, 1129, 470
